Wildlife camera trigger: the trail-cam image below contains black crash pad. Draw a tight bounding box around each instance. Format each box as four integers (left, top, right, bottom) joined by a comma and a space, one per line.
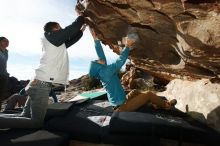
45, 102, 74, 121
110, 112, 220, 145
2, 102, 74, 121
0, 129, 69, 146
45, 100, 113, 143
101, 125, 159, 146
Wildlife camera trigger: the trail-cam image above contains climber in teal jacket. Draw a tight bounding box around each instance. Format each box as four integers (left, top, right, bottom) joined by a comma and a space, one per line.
88, 28, 136, 106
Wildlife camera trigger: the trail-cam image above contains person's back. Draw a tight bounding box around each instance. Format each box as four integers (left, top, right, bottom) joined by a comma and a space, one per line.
90, 58, 126, 106
88, 28, 136, 106
36, 35, 69, 84
102, 72, 126, 106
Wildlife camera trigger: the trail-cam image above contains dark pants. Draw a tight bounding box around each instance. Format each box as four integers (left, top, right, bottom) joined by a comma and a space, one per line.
4, 94, 27, 110
0, 75, 8, 110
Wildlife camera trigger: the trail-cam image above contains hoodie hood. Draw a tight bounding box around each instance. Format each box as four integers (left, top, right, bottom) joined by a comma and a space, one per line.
89, 61, 104, 78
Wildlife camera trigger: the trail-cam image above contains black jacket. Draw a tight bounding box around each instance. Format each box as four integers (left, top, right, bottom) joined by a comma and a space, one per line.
44, 16, 85, 48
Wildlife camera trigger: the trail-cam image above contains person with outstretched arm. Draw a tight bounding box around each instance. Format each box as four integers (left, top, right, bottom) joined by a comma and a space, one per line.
0, 6, 86, 129
88, 28, 177, 111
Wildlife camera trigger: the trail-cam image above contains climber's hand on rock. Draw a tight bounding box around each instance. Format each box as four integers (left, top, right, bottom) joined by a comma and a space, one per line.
75, 4, 83, 16
125, 32, 139, 50
125, 37, 135, 49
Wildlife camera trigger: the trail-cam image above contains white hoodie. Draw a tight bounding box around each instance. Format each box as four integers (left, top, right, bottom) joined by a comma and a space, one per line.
34, 37, 69, 85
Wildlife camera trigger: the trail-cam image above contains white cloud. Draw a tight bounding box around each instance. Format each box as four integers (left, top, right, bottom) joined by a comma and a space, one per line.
7, 63, 36, 80
69, 69, 87, 80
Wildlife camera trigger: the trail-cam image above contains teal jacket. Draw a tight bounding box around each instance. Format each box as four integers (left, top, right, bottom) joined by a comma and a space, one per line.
89, 40, 129, 106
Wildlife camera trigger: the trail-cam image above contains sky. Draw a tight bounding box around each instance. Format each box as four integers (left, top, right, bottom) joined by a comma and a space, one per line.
0, 0, 119, 80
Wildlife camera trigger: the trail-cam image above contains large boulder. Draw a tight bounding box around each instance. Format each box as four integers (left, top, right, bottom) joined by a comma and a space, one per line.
75, 0, 220, 132
77, 0, 220, 81
158, 79, 220, 132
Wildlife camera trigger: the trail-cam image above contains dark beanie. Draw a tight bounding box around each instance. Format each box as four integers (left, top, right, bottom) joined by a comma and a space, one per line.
0, 36, 7, 41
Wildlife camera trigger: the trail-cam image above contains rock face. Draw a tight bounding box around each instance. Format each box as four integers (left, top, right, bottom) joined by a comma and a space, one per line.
78, 0, 220, 81
158, 79, 220, 132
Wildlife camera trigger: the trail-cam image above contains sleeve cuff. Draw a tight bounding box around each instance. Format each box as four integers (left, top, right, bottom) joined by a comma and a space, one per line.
76, 16, 85, 24
124, 47, 130, 51
94, 40, 101, 43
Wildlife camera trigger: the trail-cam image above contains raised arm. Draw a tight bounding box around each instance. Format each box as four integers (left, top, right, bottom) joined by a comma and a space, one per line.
90, 27, 107, 64
45, 16, 85, 47
94, 40, 107, 64
108, 47, 129, 72
65, 30, 83, 48
108, 37, 136, 74
65, 24, 87, 48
